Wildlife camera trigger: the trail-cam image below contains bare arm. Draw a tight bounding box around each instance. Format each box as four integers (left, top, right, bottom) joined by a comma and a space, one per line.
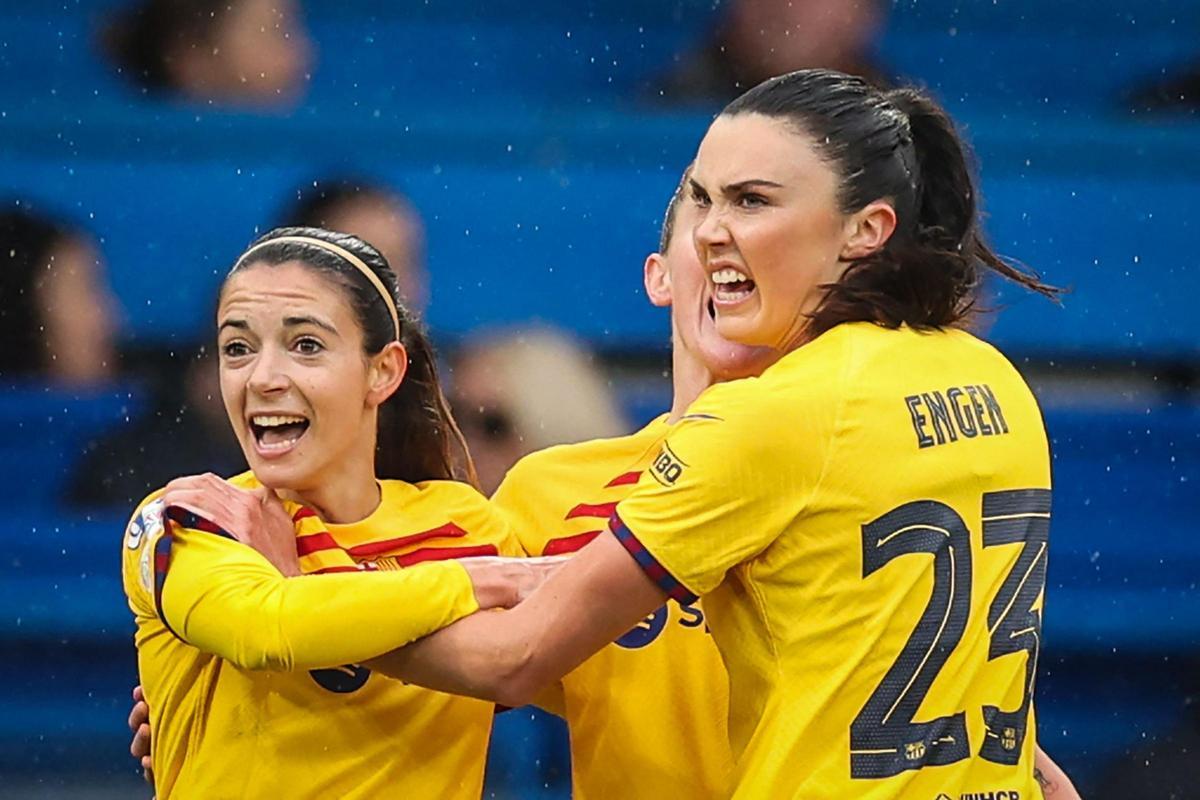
1035, 747, 1082, 799
368, 529, 665, 707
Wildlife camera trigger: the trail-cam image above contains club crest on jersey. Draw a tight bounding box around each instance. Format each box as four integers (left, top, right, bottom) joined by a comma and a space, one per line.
650, 443, 687, 487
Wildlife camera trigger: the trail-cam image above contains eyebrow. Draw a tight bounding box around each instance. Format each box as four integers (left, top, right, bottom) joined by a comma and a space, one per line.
284, 315, 338, 334
218, 318, 249, 333
723, 179, 784, 194
689, 177, 784, 197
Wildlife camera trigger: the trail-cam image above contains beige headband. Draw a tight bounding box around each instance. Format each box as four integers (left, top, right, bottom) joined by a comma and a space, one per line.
236, 235, 401, 339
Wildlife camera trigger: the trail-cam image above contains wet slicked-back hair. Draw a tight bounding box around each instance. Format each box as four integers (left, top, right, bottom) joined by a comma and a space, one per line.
658, 166, 693, 255
723, 69, 1059, 336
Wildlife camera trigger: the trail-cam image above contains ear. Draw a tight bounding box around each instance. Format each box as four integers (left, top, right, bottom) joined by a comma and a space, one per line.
840, 200, 898, 261
365, 341, 408, 408
643, 252, 672, 308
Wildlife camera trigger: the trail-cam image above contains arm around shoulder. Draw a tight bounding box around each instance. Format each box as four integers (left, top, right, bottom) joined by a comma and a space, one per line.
159, 524, 481, 671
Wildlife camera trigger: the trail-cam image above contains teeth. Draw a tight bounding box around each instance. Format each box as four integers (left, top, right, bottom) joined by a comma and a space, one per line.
712, 267, 750, 284
252, 414, 307, 427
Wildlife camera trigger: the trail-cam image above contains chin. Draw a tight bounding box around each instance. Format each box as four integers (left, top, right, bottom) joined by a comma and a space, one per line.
714, 315, 768, 349
246, 459, 308, 493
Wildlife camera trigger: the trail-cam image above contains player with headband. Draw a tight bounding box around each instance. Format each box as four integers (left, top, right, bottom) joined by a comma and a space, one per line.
128, 183, 1078, 797
121, 226, 552, 799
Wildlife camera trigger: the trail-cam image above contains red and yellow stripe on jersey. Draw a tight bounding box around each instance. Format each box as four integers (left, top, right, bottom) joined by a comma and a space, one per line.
493, 417, 734, 800
614, 323, 1051, 799
122, 472, 520, 800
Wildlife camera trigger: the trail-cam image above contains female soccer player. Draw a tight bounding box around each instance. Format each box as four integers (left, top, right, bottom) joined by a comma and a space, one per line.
491, 171, 1077, 800
130, 166, 1077, 798
369, 70, 1065, 799
121, 227, 547, 799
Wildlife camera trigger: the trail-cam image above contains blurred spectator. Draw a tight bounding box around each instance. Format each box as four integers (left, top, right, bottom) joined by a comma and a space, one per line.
451, 328, 631, 495
0, 205, 121, 387
102, 0, 313, 107
67, 346, 245, 510
651, 0, 890, 105
283, 178, 429, 312
1126, 61, 1200, 114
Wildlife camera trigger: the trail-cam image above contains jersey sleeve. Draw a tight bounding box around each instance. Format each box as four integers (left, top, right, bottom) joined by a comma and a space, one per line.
612, 379, 835, 600
121, 492, 168, 620
157, 509, 482, 671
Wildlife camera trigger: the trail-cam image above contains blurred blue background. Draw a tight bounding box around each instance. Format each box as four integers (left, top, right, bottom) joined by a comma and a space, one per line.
1, 0, 1197, 797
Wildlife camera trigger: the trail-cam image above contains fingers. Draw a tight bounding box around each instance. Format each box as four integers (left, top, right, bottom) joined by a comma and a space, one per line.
161, 474, 213, 494
133, 684, 144, 702
159, 489, 236, 532
131, 722, 151, 759
127, 699, 149, 732
161, 476, 263, 539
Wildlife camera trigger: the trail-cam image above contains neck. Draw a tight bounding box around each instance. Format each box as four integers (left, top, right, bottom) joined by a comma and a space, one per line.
668, 339, 716, 423
281, 444, 382, 524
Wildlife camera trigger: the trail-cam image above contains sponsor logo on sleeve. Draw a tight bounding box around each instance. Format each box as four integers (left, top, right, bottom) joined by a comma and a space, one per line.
650, 443, 687, 487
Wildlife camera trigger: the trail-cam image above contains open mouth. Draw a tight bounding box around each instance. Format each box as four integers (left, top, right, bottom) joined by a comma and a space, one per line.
250, 414, 310, 453
711, 267, 756, 305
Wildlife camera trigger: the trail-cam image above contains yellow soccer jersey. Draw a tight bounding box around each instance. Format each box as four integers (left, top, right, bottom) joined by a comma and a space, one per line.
614, 323, 1051, 800
494, 417, 734, 800
122, 473, 520, 800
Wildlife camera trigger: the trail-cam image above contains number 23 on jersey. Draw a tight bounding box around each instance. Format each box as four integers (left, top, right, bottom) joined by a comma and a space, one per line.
850, 488, 1048, 780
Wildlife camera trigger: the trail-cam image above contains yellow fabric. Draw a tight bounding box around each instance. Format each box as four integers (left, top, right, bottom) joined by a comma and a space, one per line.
122, 473, 520, 800
615, 323, 1051, 799
494, 418, 734, 800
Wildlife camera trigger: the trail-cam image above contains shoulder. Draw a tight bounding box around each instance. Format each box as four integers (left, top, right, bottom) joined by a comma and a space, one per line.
404, 478, 490, 510
226, 470, 260, 490
123, 487, 167, 550
400, 479, 507, 533
497, 420, 668, 498
412, 480, 525, 556
121, 488, 170, 614
123, 471, 257, 550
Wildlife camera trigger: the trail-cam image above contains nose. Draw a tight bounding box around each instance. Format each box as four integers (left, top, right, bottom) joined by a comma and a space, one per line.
693, 202, 731, 257
247, 345, 291, 397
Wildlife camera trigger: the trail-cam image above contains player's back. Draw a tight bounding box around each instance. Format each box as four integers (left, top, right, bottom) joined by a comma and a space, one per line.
123, 474, 516, 799
495, 422, 734, 799
617, 322, 1050, 799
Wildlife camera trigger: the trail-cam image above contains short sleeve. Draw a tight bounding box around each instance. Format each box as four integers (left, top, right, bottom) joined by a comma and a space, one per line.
612, 379, 834, 600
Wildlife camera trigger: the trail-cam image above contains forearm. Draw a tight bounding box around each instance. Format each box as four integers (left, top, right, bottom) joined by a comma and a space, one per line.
163, 532, 480, 671
370, 531, 666, 706
368, 609, 537, 704
1035, 747, 1081, 800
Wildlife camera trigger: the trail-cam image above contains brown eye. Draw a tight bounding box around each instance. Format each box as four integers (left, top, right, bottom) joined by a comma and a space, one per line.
221, 341, 250, 358
295, 337, 323, 355
739, 193, 768, 208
